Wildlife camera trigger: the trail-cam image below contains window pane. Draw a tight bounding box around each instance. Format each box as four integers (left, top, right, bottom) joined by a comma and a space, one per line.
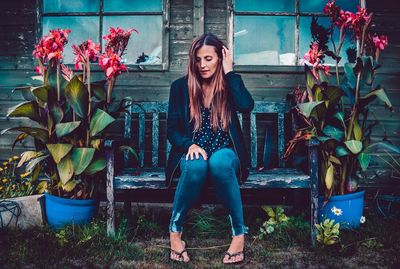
104, 0, 162, 12
300, 0, 359, 13
43, 0, 98, 13
235, 0, 295, 12
234, 16, 295, 65
103, 16, 163, 65
299, 17, 356, 66
43, 17, 100, 64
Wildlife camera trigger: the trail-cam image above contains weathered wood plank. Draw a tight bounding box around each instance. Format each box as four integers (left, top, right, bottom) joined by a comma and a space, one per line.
114, 168, 310, 190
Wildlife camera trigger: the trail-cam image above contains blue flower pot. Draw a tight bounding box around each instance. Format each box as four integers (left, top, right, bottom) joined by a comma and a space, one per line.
44, 193, 97, 229
318, 190, 365, 229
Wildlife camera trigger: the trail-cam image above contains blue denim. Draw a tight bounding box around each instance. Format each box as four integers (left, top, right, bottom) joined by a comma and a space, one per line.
169, 148, 248, 236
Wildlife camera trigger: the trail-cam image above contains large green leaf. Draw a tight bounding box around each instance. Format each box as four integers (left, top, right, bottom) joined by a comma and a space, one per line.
344, 62, 356, 89
72, 148, 95, 175
361, 56, 373, 86
65, 75, 89, 118
17, 151, 43, 167
7, 101, 41, 123
305, 64, 318, 92
323, 86, 344, 106
344, 140, 363, 154
90, 108, 115, 136
358, 153, 371, 172
55, 121, 81, 138
353, 119, 362, 141
84, 157, 106, 175
31, 85, 50, 103
298, 101, 324, 118
91, 80, 107, 101
13, 86, 34, 101
62, 179, 78, 192
325, 164, 334, 190
57, 155, 74, 185
46, 144, 73, 164
322, 125, 344, 141
359, 88, 393, 111
333, 112, 345, 127
336, 146, 350, 157
1, 127, 49, 143
364, 141, 400, 154
26, 154, 48, 173
48, 101, 64, 124
45, 61, 69, 91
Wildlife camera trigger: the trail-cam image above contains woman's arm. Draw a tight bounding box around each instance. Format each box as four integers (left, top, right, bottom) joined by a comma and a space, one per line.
167, 79, 194, 152
226, 71, 255, 113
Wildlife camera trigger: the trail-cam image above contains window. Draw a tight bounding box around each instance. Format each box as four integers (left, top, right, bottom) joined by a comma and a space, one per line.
39, 0, 170, 70
231, 0, 360, 66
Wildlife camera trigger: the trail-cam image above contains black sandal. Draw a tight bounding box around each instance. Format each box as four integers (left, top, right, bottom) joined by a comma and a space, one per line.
170, 240, 189, 263
222, 248, 245, 265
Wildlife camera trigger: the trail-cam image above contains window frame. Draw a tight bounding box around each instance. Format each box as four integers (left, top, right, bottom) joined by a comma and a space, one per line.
227, 0, 366, 72
35, 0, 170, 71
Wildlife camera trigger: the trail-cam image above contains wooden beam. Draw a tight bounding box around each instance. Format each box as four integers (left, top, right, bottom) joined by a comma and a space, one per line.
193, 0, 204, 38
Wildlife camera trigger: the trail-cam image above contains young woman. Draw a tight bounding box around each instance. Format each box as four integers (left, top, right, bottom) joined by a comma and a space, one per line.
166, 33, 254, 264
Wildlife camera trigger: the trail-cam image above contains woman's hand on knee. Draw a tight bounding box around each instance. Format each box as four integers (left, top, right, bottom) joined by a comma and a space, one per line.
186, 144, 208, 161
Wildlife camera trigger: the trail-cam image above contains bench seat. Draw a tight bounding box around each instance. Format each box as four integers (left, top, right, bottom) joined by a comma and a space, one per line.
114, 168, 311, 190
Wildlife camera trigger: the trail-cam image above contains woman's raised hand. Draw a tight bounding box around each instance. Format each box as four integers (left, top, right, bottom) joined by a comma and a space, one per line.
222, 45, 233, 74
186, 144, 208, 161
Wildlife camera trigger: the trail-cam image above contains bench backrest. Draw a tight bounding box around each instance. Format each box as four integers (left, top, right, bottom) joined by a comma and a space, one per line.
123, 100, 289, 169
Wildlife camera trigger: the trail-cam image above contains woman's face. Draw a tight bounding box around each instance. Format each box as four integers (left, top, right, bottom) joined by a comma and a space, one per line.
195, 45, 220, 79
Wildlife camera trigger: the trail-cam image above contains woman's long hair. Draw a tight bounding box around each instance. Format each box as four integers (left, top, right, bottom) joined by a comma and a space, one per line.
187, 33, 231, 132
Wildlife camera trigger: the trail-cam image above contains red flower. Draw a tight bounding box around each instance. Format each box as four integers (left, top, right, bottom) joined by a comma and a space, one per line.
33, 29, 71, 63
324, 0, 341, 23
304, 42, 324, 66
103, 27, 138, 57
373, 34, 388, 51
348, 7, 371, 39
98, 51, 128, 80
336, 10, 354, 28
303, 42, 330, 80
72, 39, 101, 70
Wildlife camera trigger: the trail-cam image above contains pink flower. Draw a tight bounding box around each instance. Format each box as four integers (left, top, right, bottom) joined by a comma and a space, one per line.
336, 10, 354, 28
98, 52, 128, 80
373, 34, 388, 50
324, 0, 341, 23
304, 42, 324, 66
33, 29, 71, 63
103, 27, 138, 57
72, 39, 101, 70
303, 42, 330, 79
349, 7, 371, 39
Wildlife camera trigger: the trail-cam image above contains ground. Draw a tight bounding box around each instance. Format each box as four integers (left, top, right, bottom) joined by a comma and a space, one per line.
0, 204, 399, 268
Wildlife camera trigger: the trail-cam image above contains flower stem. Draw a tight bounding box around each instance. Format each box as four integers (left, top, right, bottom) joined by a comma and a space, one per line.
56, 61, 61, 102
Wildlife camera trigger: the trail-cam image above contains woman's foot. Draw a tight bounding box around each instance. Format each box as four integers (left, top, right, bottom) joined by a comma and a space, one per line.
170, 232, 190, 263
223, 234, 245, 264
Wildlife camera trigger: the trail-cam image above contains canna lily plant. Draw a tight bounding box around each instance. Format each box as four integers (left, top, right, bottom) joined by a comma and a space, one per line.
284, 1, 398, 200
1, 27, 137, 199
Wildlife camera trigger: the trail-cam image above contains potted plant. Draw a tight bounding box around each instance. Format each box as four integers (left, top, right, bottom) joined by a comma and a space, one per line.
1, 27, 137, 229
284, 1, 395, 228
0, 156, 44, 229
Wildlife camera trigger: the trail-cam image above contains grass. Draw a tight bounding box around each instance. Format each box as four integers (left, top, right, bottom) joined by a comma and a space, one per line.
0, 205, 400, 268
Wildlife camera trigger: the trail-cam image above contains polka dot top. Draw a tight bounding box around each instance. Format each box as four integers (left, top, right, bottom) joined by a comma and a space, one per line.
193, 106, 232, 156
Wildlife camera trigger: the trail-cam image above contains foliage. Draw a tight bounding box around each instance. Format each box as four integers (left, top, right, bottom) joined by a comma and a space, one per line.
315, 219, 340, 245
284, 0, 397, 199
0, 156, 37, 199
1, 28, 137, 199
258, 206, 290, 239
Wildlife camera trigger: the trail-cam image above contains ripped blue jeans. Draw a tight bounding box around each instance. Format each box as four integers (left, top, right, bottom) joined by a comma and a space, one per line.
169, 148, 248, 236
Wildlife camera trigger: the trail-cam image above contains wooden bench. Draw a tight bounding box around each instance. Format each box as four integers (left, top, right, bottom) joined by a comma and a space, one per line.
105, 100, 319, 246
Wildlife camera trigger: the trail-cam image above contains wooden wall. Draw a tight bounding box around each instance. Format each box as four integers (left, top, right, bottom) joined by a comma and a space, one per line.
0, 0, 399, 179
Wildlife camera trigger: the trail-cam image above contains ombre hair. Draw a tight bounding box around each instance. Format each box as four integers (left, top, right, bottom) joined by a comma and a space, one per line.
187, 33, 231, 132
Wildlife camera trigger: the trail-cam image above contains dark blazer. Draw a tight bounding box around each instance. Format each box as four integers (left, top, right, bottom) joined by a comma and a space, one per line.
165, 71, 254, 188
